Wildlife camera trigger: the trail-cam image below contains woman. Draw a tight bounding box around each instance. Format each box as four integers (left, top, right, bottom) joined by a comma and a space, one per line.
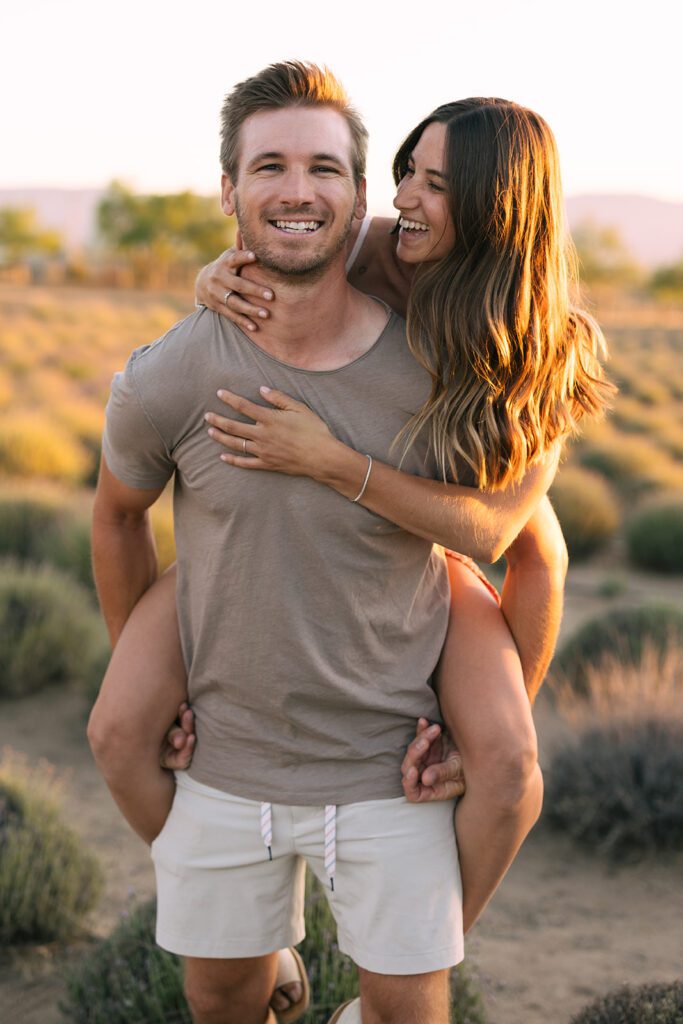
90, 97, 612, 1022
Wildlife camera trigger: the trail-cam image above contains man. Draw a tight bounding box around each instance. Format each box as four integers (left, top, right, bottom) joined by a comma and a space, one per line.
91, 62, 557, 1024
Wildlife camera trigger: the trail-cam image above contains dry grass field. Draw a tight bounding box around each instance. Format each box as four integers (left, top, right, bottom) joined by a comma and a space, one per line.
1, 284, 682, 1023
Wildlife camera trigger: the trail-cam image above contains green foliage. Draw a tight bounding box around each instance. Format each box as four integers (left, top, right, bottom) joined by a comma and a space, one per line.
570, 980, 683, 1023
627, 498, 683, 573
545, 716, 683, 860
63, 876, 487, 1024
553, 604, 683, 695
0, 489, 94, 589
649, 259, 683, 302
0, 206, 63, 264
97, 181, 236, 283
0, 752, 102, 944
572, 220, 642, 288
550, 466, 620, 559
0, 561, 108, 697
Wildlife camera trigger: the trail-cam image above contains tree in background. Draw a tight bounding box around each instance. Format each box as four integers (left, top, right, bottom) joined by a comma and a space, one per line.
0, 207, 63, 265
571, 219, 642, 289
97, 181, 236, 286
649, 258, 683, 302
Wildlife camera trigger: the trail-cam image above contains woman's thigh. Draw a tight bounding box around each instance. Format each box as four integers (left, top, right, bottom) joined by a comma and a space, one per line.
92, 563, 187, 745
437, 555, 536, 764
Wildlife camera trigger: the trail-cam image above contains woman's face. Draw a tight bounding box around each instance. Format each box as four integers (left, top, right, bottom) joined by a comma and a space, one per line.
393, 121, 456, 264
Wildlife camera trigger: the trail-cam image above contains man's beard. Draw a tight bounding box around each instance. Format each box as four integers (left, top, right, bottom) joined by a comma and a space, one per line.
235, 198, 355, 283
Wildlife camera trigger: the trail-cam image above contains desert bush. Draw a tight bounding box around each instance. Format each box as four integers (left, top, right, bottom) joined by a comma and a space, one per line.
0, 412, 93, 484
570, 980, 683, 1023
0, 751, 102, 944
578, 436, 683, 495
0, 561, 108, 697
550, 467, 620, 559
546, 644, 683, 860
553, 603, 683, 695
62, 877, 486, 1024
0, 489, 94, 588
150, 500, 176, 573
627, 497, 683, 573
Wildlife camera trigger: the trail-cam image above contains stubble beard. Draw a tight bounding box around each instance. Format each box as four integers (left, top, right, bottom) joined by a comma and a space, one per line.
235, 197, 356, 283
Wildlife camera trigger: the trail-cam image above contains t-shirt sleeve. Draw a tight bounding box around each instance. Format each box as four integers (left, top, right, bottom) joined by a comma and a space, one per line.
102, 352, 175, 489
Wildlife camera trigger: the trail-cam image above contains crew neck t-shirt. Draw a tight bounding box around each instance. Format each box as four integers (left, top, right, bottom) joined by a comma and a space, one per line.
102, 305, 450, 804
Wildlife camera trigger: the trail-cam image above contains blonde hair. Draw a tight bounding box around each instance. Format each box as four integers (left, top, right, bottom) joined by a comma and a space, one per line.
220, 61, 368, 186
393, 98, 615, 489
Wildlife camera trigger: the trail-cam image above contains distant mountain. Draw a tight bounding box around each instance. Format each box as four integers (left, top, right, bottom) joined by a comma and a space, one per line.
566, 194, 683, 268
1, 188, 681, 268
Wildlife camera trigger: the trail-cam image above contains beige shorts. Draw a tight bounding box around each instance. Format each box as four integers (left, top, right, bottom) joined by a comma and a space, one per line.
152, 773, 464, 975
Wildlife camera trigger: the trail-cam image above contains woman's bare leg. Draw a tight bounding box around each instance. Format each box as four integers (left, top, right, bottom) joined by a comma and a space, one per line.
88, 565, 188, 844
437, 556, 544, 934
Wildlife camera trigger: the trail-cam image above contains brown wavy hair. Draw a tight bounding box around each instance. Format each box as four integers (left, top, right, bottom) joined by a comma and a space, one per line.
392, 98, 615, 489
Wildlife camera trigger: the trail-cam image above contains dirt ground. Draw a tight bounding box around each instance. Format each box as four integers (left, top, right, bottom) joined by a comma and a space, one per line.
1, 563, 682, 1024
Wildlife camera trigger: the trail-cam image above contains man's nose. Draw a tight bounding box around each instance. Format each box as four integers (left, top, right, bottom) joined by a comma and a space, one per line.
279, 170, 315, 206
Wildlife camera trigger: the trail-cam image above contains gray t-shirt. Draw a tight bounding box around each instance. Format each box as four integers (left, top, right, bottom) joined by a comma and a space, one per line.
103, 306, 450, 804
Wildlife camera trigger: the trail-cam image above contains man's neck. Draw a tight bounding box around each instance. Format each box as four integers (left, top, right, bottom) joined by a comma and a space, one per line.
237, 257, 387, 371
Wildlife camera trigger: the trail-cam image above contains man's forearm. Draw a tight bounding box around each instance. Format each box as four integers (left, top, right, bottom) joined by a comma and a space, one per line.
91, 511, 159, 647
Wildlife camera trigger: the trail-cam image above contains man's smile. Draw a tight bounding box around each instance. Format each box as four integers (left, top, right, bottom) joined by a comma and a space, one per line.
269, 219, 324, 234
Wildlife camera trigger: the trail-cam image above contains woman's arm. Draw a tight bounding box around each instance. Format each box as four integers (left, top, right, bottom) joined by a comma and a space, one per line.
194, 217, 412, 327
207, 386, 561, 562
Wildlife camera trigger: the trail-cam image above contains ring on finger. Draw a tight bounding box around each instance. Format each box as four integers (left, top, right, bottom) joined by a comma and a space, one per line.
224, 290, 233, 305
242, 438, 248, 455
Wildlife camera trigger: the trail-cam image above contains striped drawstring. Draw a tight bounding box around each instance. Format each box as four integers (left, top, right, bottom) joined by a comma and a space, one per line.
260, 802, 273, 861
260, 801, 337, 890
324, 804, 337, 891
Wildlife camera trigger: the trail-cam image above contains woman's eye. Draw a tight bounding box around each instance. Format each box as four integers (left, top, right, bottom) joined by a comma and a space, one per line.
428, 181, 445, 192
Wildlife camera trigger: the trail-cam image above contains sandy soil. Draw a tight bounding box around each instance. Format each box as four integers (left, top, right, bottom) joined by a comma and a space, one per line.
1, 564, 682, 1024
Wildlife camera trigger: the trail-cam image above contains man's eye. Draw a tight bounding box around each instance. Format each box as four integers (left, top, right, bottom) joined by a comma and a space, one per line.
257, 164, 282, 172
313, 166, 338, 174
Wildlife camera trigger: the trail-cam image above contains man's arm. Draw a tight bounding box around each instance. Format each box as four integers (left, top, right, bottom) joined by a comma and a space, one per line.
92, 456, 166, 647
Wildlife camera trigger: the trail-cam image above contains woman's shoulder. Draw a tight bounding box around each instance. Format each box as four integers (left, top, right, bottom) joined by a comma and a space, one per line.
347, 216, 414, 317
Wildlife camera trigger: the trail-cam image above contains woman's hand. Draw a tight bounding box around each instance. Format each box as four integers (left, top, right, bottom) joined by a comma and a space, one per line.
195, 248, 274, 333
206, 387, 339, 479
160, 702, 196, 771
401, 718, 466, 802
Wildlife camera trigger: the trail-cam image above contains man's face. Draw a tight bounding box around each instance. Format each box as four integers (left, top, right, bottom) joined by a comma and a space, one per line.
221, 106, 366, 280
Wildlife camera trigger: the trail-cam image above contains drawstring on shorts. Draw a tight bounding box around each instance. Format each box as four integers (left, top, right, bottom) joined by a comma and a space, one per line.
259, 801, 337, 890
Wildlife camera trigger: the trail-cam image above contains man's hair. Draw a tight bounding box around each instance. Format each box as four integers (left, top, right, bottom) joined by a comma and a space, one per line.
219, 61, 368, 185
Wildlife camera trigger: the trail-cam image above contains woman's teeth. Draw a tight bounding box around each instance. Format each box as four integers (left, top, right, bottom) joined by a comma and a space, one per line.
399, 218, 429, 232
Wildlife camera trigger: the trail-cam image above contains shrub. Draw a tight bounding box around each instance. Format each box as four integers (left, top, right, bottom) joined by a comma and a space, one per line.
578, 436, 683, 495
63, 877, 487, 1024
0, 412, 92, 484
0, 561, 109, 697
0, 489, 94, 589
546, 644, 683, 860
553, 604, 683, 695
570, 980, 683, 1023
0, 752, 102, 943
550, 467, 620, 559
627, 498, 683, 573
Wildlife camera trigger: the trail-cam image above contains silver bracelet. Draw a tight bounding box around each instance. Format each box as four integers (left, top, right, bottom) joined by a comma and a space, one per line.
351, 454, 373, 503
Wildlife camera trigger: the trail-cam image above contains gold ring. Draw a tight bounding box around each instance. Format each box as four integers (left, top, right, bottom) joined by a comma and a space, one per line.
242, 438, 248, 454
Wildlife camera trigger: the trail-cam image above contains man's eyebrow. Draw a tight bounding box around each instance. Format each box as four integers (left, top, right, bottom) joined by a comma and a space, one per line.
246, 151, 347, 168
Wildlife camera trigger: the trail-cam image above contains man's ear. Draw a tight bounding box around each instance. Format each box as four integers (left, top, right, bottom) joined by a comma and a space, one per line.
354, 176, 367, 221
221, 174, 236, 217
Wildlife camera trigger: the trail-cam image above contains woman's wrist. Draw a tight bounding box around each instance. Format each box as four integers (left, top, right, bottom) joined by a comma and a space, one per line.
313, 438, 373, 501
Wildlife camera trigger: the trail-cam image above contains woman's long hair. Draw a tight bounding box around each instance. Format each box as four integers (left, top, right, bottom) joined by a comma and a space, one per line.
392, 98, 615, 489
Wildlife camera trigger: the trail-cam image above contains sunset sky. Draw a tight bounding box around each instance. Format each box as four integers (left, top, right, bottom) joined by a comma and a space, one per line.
2, 0, 682, 213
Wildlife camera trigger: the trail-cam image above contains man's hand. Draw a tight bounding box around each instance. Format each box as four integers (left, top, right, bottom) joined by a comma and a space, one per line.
160, 702, 196, 771
401, 717, 466, 802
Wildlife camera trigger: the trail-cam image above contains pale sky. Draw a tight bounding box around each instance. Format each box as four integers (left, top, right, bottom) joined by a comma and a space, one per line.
2, 0, 682, 213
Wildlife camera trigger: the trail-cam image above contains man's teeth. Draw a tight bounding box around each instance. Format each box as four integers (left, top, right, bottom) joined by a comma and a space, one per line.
274, 220, 321, 232
400, 218, 429, 231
